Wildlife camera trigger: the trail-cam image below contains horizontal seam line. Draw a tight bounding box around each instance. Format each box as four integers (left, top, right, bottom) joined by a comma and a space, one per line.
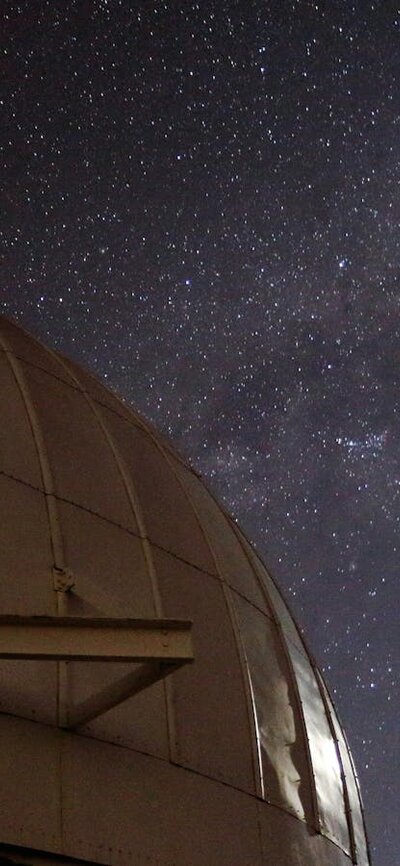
0, 468, 217, 577
0, 346, 194, 474
0, 709, 313, 831
0, 468, 310, 656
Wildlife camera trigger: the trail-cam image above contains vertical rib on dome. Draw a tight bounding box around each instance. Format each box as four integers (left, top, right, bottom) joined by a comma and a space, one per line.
0, 315, 371, 866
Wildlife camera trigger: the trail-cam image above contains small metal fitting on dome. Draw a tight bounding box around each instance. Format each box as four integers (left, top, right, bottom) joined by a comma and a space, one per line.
53, 566, 75, 593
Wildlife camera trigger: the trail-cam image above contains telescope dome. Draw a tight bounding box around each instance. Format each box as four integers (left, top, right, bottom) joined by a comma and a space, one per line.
0, 315, 369, 866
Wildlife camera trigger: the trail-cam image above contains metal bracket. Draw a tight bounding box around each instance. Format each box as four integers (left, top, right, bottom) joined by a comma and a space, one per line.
0, 615, 193, 729
52, 566, 75, 593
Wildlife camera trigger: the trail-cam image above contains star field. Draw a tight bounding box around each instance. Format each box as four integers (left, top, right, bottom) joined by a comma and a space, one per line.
1, 2, 399, 863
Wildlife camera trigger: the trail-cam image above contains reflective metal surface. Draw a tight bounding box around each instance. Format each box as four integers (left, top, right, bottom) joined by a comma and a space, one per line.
0, 315, 371, 865
317, 670, 370, 866
232, 593, 311, 820
289, 644, 351, 851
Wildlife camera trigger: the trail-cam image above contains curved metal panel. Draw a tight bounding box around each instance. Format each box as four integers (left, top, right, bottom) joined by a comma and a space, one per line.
69, 662, 170, 759
63, 734, 262, 866
59, 505, 169, 757
232, 592, 313, 820
159, 452, 264, 797
289, 645, 350, 852
59, 503, 153, 618
0, 317, 74, 385
0, 848, 100, 866
62, 354, 146, 428
172, 462, 270, 612
155, 546, 256, 794
21, 364, 136, 531
101, 410, 215, 574
0, 316, 371, 866
0, 475, 55, 615
317, 672, 370, 866
229, 524, 319, 829
257, 800, 353, 866
0, 350, 42, 489
0, 338, 66, 575
239, 535, 308, 656
0, 716, 61, 854
0, 657, 57, 725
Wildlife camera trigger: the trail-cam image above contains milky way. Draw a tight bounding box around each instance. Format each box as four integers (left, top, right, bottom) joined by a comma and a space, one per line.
1, 3, 399, 863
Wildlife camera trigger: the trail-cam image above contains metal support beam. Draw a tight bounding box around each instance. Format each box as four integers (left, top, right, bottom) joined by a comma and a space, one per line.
0, 615, 193, 727
67, 660, 180, 729
0, 615, 193, 662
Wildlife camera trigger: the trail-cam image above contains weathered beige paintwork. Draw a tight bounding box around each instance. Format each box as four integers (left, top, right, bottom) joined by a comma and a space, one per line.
0, 315, 370, 866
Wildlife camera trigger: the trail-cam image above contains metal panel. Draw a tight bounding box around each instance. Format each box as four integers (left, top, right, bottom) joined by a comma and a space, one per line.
0, 317, 74, 385
0, 350, 42, 489
289, 645, 351, 852
0, 317, 371, 866
73, 663, 170, 758
20, 363, 136, 531
0, 846, 104, 866
62, 355, 145, 428
0, 715, 61, 854
232, 592, 313, 820
0, 613, 191, 730
1, 344, 66, 584
58, 388, 164, 620
100, 408, 216, 574
58, 502, 154, 618
239, 535, 308, 655
154, 546, 256, 794
171, 461, 270, 612
0, 475, 55, 615
345, 749, 370, 866
0, 657, 57, 724
63, 734, 262, 866
67, 659, 185, 730
318, 672, 370, 866
58, 502, 170, 757
0, 476, 57, 723
257, 799, 353, 866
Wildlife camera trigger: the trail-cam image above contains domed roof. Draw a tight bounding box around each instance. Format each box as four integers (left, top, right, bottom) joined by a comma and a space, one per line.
0, 315, 369, 866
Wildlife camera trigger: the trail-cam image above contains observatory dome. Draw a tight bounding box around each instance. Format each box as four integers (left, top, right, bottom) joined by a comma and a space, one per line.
0, 315, 369, 866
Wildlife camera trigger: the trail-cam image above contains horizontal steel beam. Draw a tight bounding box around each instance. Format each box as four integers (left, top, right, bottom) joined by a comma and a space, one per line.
0, 616, 194, 728
0, 615, 193, 663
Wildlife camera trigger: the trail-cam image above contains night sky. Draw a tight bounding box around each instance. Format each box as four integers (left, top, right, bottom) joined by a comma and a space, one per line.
1, 2, 399, 863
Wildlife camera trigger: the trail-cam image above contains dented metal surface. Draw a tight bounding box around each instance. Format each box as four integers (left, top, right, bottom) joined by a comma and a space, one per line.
0, 315, 371, 865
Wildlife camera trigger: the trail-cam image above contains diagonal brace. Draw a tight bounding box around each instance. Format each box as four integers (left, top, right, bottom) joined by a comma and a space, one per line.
66, 659, 182, 729
0, 615, 193, 727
